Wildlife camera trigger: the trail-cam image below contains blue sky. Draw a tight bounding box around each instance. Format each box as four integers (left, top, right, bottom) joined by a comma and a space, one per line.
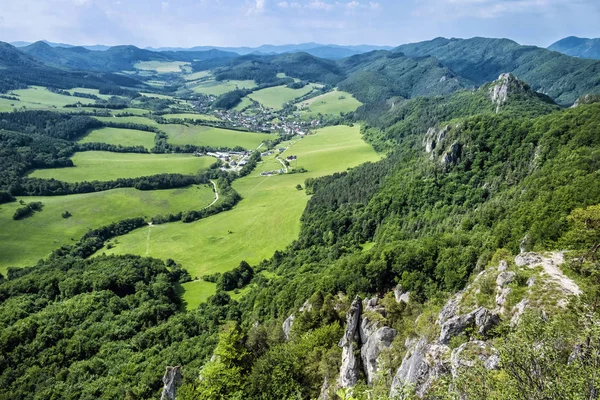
1, 0, 599, 48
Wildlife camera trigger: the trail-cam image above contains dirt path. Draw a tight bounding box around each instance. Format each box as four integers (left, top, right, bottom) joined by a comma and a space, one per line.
205, 180, 219, 209
516, 252, 581, 296
276, 157, 288, 173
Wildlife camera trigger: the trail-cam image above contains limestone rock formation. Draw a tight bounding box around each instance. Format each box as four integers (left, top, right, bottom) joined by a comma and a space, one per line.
338, 296, 363, 388
282, 314, 295, 341
390, 338, 450, 398
160, 366, 182, 400
439, 307, 500, 345
361, 327, 397, 385
490, 73, 525, 112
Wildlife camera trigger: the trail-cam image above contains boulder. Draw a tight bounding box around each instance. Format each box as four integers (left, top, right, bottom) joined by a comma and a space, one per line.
160, 366, 182, 400
438, 292, 463, 325
394, 285, 410, 304
439, 307, 500, 344
338, 296, 362, 388
496, 271, 516, 287
495, 287, 511, 311
361, 327, 397, 385
498, 260, 509, 272
515, 252, 543, 267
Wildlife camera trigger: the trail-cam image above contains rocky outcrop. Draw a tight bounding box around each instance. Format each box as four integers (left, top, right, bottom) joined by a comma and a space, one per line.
361, 327, 397, 385
338, 296, 363, 388
439, 306, 500, 344
424, 125, 450, 153
282, 314, 295, 340
496, 271, 516, 287
160, 366, 182, 400
394, 285, 410, 304
450, 340, 500, 379
441, 143, 462, 167
490, 73, 525, 112
390, 338, 450, 398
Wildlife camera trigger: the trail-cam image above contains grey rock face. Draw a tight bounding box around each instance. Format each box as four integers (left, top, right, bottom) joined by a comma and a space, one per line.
283, 314, 295, 341
394, 285, 410, 304
439, 307, 500, 344
498, 260, 509, 272
510, 299, 529, 326
490, 73, 525, 112
318, 376, 331, 400
438, 292, 463, 325
160, 366, 182, 400
496, 271, 516, 287
424, 125, 450, 153
441, 143, 462, 166
361, 327, 397, 385
390, 338, 450, 398
495, 287, 511, 311
338, 296, 363, 388
515, 252, 543, 267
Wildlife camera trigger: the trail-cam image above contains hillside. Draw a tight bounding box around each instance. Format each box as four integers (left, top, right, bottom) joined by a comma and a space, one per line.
19, 41, 237, 72
548, 36, 600, 59
0, 42, 144, 92
395, 37, 600, 105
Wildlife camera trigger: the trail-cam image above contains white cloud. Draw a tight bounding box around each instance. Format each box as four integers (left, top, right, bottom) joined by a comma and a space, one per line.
413, 0, 580, 19
307, 0, 334, 10
247, 0, 267, 14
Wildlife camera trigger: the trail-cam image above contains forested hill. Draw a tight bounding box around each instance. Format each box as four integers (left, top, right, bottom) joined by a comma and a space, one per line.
394, 37, 600, 105
19, 41, 238, 72
548, 36, 600, 60
199, 37, 600, 106
0, 41, 145, 92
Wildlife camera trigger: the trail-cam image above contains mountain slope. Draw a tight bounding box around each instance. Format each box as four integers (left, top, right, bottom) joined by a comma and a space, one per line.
0, 41, 144, 92
548, 36, 600, 59
337, 51, 470, 103
395, 37, 600, 105
19, 42, 237, 72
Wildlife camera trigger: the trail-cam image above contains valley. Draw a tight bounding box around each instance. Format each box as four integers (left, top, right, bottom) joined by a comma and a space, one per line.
1, 30, 600, 400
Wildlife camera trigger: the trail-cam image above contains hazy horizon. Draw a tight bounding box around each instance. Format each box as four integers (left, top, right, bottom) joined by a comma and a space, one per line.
2, 0, 599, 49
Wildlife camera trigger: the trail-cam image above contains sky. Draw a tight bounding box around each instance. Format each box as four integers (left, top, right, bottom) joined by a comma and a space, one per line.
0, 0, 599, 48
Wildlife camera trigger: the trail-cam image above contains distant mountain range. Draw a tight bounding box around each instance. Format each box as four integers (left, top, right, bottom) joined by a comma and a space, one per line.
548, 36, 600, 60
10, 40, 392, 60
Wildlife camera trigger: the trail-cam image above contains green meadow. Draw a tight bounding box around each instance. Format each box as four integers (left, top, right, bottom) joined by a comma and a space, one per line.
66, 88, 114, 100
134, 61, 191, 73
162, 113, 221, 122
0, 185, 216, 273
94, 115, 158, 126
101, 124, 382, 309
184, 70, 211, 82
234, 97, 254, 111
78, 127, 156, 149
298, 89, 362, 117
29, 151, 215, 183
248, 84, 318, 110
190, 79, 257, 96
162, 124, 274, 149
0, 86, 95, 112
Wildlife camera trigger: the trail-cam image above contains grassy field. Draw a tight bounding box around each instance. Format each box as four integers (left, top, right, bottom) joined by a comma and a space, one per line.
248, 84, 318, 110
67, 88, 114, 101
29, 152, 215, 182
0, 86, 95, 112
162, 113, 220, 122
162, 124, 274, 150
101, 125, 382, 309
78, 127, 156, 149
0, 185, 216, 273
184, 71, 211, 82
234, 97, 254, 111
134, 61, 191, 73
190, 79, 257, 96
298, 89, 362, 117
94, 116, 158, 126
